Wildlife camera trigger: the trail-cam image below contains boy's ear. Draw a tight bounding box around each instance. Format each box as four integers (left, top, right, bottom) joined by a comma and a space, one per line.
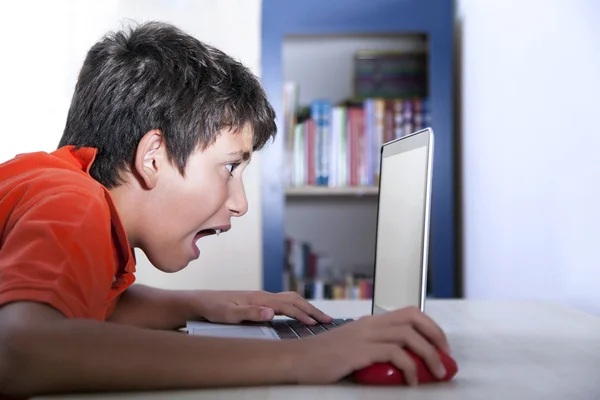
134, 129, 167, 190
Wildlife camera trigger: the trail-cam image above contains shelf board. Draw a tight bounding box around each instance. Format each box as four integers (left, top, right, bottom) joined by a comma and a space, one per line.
285, 186, 379, 197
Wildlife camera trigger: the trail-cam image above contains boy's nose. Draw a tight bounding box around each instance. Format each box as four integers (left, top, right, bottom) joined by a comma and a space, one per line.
227, 182, 248, 217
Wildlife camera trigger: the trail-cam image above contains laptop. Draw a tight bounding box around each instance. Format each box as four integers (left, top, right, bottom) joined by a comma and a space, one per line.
187, 127, 435, 339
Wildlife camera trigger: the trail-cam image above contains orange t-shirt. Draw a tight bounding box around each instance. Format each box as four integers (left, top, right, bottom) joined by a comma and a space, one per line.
0, 146, 136, 320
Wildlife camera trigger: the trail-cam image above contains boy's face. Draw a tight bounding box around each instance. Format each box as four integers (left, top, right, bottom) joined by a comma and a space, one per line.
130, 125, 253, 273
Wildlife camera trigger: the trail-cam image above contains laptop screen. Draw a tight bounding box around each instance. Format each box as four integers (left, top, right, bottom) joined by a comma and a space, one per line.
372, 129, 433, 314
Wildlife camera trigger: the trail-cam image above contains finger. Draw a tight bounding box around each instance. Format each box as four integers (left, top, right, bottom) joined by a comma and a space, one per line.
226, 305, 274, 323
381, 307, 450, 354
250, 292, 324, 324
374, 344, 419, 386
377, 326, 446, 379
410, 314, 450, 355
273, 302, 317, 325
290, 296, 333, 323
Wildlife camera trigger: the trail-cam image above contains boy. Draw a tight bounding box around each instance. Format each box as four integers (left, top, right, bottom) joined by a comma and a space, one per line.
0, 22, 450, 397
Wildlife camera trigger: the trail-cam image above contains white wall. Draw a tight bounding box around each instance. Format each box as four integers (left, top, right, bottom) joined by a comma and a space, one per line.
0, 0, 264, 291
458, 0, 600, 314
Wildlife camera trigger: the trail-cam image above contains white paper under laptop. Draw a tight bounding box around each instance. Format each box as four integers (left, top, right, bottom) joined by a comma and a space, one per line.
187, 128, 435, 339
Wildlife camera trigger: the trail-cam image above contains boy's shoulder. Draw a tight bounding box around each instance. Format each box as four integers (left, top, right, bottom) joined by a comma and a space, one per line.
0, 146, 113, 233
0, 145, 105, 202
0, 146, 135, 321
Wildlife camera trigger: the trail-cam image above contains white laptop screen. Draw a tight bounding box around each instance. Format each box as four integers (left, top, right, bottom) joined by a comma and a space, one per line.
372, 130, 432, 314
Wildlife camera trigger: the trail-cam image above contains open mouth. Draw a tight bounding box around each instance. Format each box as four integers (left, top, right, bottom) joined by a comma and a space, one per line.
194, 229, 218, 239
194, 226, 230, 240
192, 227, 229, 258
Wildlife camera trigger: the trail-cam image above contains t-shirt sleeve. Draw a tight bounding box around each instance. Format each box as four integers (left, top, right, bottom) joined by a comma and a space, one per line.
0, 189, 116, 319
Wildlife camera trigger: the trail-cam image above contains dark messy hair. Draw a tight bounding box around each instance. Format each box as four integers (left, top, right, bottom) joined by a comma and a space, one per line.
58, 21, 276, 188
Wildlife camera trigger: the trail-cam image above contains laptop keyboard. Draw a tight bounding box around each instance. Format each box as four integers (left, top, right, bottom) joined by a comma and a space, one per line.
268, 318, 354, 340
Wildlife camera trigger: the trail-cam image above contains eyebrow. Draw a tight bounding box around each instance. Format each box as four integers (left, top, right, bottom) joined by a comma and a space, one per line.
228, 150, 252, 162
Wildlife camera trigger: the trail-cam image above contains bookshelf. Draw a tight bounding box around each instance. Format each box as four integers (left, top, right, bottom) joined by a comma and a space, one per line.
260, 0, 457, 300
286, 186, 378, 197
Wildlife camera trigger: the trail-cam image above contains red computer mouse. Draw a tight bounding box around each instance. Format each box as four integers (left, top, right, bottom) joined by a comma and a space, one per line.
352, 348, 458, 385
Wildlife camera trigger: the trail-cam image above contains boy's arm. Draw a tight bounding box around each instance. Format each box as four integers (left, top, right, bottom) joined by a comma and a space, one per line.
108, 284, 197, 330
0, 301, 296, 397
0, 300, 452, 397
109, 285, 332, 330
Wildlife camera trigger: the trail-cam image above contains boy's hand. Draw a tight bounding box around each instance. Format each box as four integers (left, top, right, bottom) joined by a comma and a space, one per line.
193, 290, 333, 325
289, 306, 451, 386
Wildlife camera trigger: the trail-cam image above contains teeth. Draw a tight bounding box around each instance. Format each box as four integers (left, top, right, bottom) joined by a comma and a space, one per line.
215, 229, 221, 236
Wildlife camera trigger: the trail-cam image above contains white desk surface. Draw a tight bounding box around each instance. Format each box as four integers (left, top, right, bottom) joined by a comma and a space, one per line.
38, 299, 600, 400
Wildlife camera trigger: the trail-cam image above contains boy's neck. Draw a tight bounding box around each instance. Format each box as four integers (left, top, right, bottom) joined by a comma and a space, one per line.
108, 180, 144, 248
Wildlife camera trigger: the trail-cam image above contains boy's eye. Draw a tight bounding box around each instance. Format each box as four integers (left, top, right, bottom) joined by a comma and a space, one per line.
225, 162, 241, 175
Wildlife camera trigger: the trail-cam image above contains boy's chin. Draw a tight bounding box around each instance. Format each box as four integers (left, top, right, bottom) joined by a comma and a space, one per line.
156, 263, 189, 273
144, 251, 191, 273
